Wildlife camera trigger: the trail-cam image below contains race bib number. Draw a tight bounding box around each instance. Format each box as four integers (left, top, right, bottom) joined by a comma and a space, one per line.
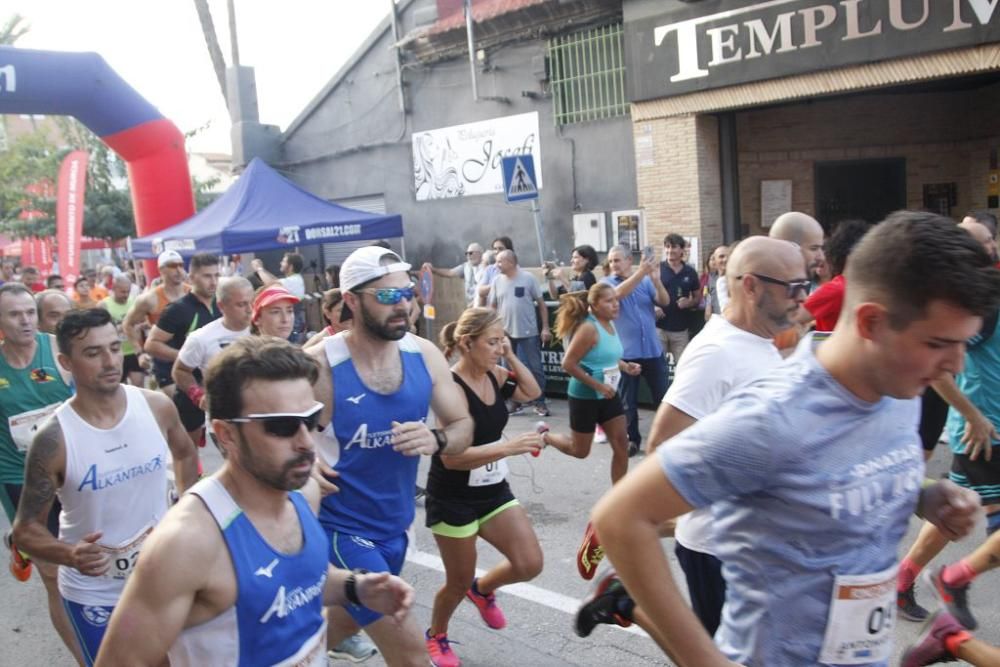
603, 367, 621, 393
818, 565, 897, 664
8, 403, 60, 453
99, 524, 154, 581
469, 459, 508, 487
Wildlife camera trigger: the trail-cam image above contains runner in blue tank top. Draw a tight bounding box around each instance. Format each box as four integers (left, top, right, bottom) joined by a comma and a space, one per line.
307, 247, 473, 666
590, 212, 999, 666
92, 337, 414, 667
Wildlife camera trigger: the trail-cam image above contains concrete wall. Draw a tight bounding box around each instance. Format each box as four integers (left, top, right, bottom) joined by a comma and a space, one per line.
736, 83, 1000, 234
279, 0, 637, 271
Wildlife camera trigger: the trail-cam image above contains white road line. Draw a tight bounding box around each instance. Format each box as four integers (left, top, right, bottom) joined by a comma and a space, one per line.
406, 548, 647, 637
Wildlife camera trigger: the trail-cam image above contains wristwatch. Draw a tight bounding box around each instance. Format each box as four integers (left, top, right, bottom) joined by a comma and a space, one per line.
431, 428, 448, 454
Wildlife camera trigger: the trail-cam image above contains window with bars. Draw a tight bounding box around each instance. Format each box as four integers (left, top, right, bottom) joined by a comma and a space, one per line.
548, 23, 628, 126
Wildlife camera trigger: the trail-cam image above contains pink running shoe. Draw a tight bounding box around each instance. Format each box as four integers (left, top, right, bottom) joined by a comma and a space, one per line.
425, 631, 461, 667
899, 610, 971, 666
465, 578, 507, 629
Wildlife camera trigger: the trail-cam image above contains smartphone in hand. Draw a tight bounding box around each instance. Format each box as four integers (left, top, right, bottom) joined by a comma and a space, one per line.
641, 245, 655, 263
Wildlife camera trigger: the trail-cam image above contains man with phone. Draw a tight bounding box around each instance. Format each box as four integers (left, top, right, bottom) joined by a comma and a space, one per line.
656, 234, 700, 366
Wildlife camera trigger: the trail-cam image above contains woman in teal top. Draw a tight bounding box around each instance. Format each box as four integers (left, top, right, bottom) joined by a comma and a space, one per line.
550, 283, 640, 579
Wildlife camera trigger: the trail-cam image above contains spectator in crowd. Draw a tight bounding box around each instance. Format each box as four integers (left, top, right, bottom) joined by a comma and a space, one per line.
325, 265, 340, 289
704, 244, 729, 320
423, 242, 484, 307
601, 245, 670, 456
477, 237, 513, 306
656, 234, 700, 364
547, 245, 599, 298
487, 250, 551, 417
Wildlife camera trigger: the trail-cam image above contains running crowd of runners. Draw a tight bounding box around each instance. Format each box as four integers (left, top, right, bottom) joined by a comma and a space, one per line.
1, 208, 1000, 666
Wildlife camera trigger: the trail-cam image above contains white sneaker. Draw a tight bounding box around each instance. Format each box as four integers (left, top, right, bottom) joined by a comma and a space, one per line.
328, 633, 378, 663
594, 425, 608, 444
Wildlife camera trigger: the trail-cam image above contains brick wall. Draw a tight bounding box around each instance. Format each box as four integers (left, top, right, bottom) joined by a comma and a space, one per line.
737, 84, 1000, 233
632, 113, 722, 267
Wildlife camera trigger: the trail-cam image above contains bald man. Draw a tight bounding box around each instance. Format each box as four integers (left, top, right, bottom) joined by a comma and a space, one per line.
576, 237, 810, 639
960, 218, 998, 264
769, 211, 826, 280
35, 290, 74, 336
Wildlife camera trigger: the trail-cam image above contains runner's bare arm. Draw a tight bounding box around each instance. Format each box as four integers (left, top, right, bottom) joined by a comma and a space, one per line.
306, 344, 339, 495
931, 374, 997, 461
171, 358, 199, 395
94, 500, 216, 666
122, 293, 152, 353
12, 420, 110, 575
144, 325, 178, 363
321, 566, 414, 623
592, 456, 732, 667
496, 336, 541, 404
145, 390, 199, 495
646, 402, 697, 455
391, 337, 473, 457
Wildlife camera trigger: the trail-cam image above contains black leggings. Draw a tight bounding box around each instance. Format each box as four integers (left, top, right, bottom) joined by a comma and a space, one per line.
919, 386, 949, 452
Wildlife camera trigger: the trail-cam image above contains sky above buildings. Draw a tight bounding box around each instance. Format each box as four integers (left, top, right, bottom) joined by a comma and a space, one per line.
7, 1, 388, 153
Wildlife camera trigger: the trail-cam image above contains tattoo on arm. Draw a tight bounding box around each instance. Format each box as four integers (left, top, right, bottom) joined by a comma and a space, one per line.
17, 422, 62, 523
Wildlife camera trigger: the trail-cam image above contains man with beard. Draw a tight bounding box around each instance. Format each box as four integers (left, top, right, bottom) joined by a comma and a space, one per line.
91, 337, 413, 666
576, 237, 808, 640
12, 308, 198, 665
308, 246, 473, 666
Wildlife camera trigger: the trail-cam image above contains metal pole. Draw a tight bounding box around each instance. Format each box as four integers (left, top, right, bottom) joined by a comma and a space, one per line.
531, 199, 545, 266
464, 0, 479, 102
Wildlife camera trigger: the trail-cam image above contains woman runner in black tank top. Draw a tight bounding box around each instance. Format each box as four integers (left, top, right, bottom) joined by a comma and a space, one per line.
422, 308, 551, 666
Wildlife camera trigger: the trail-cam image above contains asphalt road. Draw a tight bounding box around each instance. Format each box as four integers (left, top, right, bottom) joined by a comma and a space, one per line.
1, 401, 998, 666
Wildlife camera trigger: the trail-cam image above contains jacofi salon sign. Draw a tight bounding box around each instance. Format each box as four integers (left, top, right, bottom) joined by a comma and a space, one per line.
625, 0, 1000, 101
412, 112, 542, 202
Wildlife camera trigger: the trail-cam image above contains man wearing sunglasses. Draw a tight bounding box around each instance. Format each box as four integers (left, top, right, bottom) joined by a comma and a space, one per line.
590, 212, 997, 667
578, 237, 807, 640
422, 242, 484, 307
12, 308, 199, 665
92, 336, 414, 666
308, 246, 473, 666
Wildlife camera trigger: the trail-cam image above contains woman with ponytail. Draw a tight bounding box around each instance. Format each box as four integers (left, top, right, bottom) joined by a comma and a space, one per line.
553, 283, 639, 580
423, 308, 550, 666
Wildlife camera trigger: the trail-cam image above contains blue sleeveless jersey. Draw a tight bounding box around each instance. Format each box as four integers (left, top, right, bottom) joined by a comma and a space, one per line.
318, 333, 432, 541
172, 478, 328, 667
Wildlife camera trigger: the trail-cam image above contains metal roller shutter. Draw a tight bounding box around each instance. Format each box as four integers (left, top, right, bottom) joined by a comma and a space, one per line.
321, 194, 387, 269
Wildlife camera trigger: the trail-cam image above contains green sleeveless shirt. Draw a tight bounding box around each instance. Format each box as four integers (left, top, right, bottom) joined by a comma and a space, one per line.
0, 333, 73, 484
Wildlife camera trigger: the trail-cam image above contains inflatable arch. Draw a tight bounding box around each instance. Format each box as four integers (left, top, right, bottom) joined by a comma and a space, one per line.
0, 46, 195, 280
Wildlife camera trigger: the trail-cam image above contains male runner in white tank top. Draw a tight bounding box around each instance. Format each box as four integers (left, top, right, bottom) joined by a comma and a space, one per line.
93, 336, 414, 667
12, 308, 200, 666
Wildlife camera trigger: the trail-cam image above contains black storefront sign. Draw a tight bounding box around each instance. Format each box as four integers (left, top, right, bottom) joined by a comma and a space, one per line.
625, 0, 1000, 102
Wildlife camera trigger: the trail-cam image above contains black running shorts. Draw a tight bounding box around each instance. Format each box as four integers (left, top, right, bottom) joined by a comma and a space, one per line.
568, 395, 625, 434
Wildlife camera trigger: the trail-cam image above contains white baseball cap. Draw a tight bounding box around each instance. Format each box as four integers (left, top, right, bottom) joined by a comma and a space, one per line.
157, 250, 184, 268
340, 246, 411, 291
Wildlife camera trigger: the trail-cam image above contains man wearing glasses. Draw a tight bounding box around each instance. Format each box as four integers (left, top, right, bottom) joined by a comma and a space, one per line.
308, 246, 473, 665
577, 236, 808, 640
422, 242, 484, 307
92, 336, 414, 666
12, 308, 199, 665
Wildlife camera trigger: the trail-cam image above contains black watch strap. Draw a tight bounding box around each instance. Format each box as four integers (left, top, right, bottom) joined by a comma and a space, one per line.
344, 568, 369, 606
432, 428, 448, 454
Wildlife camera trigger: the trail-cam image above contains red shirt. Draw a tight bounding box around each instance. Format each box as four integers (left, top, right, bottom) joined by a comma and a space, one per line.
804, 274, 845, 332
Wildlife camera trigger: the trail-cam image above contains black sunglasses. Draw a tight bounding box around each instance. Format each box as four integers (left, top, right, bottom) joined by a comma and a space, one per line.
225, 402, 324, 438
738, 273, 811, 298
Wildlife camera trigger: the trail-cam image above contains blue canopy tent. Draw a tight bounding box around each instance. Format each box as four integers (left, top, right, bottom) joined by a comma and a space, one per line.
129, 158, 403, 258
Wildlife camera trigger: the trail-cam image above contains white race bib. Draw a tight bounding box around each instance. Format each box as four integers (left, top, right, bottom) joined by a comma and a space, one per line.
8, 403, 60, 453
818, 565, 897, 665
603, 367, 622, 393
469, 459, 508, 487
99, 524, 154, 581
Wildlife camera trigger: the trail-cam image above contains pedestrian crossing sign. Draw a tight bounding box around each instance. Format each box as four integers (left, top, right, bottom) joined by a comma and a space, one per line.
501, 155, 539, 203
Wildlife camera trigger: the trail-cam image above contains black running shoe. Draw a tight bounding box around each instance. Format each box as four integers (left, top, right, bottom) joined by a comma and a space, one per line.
898, 584, 930, 622
925, 566, 978, 631
574, 569, 633, 638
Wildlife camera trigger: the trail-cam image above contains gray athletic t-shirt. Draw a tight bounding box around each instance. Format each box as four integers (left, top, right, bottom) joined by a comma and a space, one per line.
488, 269, 542, 339
659, 334, 923, 666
